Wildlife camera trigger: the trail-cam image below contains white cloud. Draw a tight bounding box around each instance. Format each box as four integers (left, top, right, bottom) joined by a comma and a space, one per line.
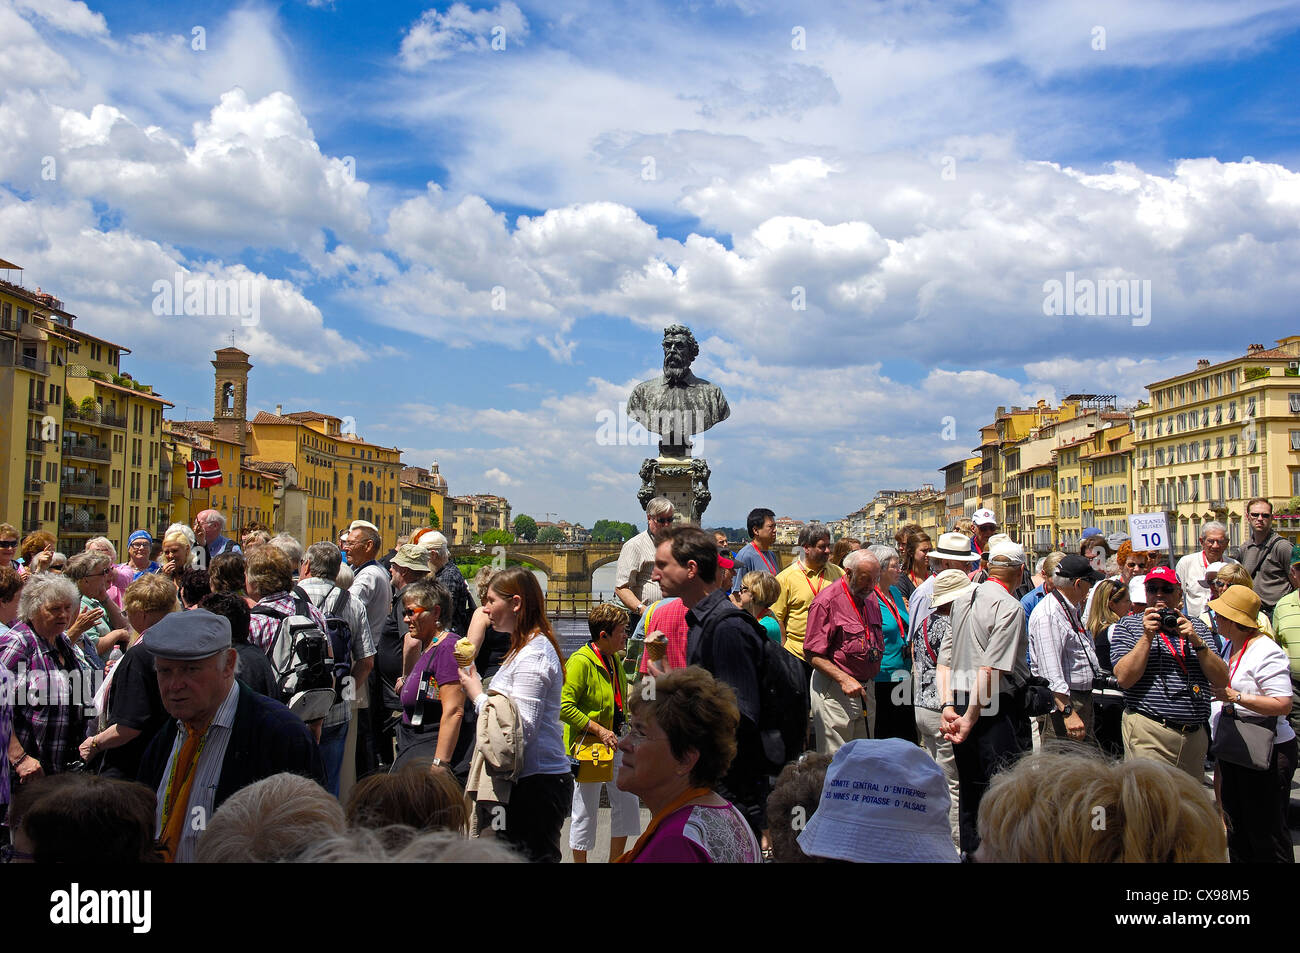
399, 2, 529, 68
484, 467, 518, 486
14, 0, 107, 36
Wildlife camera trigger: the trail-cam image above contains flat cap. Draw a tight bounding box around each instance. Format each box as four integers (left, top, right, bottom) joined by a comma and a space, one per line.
140, 608, 232, 660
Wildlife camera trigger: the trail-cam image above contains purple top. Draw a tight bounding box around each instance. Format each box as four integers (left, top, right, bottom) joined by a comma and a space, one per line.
634, 802, 761, 863
400, 634, 461, 727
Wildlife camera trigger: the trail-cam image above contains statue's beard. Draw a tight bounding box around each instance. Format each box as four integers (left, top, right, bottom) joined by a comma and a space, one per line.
664, 364, 689, 385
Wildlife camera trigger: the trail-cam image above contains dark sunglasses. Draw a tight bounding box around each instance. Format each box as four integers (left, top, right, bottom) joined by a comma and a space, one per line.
1145, 583, 1177, 596
0, 541, 16, 549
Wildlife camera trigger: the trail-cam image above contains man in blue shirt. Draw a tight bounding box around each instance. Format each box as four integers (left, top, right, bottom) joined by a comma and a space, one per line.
195, 509, 241, 564
730, 507, 780, 593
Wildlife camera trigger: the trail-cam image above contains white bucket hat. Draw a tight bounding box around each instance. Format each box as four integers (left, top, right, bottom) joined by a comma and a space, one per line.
797, 739, 959, 863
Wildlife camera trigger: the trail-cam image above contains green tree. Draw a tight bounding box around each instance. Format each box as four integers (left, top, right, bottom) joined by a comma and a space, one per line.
513, 514, 538, 541
591, 519, 639, 543
427, 508, 440, 529
537, 526, 565, 544
474, 529, 514, 546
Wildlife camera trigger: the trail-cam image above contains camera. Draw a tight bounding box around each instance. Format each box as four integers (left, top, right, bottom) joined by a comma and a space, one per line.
1092, 674, 1121, 692
1157, 608, 1183, 637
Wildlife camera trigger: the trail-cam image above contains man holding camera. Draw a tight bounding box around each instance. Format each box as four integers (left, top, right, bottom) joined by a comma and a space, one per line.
1111, 566, 1230, 778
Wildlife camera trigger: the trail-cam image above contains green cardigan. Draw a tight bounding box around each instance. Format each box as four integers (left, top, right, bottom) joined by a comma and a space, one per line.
561, 643, 628, 752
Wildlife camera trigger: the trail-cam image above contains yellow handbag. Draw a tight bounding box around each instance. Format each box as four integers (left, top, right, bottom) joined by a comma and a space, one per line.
572, 727, 615, 783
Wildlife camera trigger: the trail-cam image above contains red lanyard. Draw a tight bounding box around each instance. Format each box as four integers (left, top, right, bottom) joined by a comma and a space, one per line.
1229, 637, 1255, 685
589, 645, 622, 711
839, 577, 870, 635
875, 586, 905, 635
920, 615, 937, 663
803, 565, 828, 598
754, 547, 778, 574
1157, 631, 1191, 680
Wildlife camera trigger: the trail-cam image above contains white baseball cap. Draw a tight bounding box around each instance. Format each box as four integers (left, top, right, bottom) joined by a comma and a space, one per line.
988, 537, 1025, 566
972, 509, 998, 527
797, 739, 959, 863
1128, 574, 1147, 603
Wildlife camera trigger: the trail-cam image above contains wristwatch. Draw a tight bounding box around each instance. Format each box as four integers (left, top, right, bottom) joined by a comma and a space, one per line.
1058, 704, 1074, 718
431, 758, 444, 767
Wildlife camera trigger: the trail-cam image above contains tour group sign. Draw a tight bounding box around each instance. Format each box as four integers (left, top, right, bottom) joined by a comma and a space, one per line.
1127, 512, 1170, 552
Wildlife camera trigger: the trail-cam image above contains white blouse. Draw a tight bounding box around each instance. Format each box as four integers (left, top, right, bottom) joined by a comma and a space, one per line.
1210, 635, 1296, 746
479, 635, 570, 778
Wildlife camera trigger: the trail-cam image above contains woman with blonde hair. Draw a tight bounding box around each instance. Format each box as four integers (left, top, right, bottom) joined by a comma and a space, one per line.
975, 750, 1226, 862
159, 528, 193, 581
1083, 577, 1131, 759
737, 570, 783, 643
1202, 563, 1275, 652
459, 566, 571, 862
79, 573, 179, 779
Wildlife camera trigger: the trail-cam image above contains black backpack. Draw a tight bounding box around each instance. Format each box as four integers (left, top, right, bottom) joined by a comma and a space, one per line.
696, 602, 809, 773
307, 585, 355, 705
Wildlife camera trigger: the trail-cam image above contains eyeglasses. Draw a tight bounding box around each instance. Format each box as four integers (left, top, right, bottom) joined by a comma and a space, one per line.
1248, 512, 1272, 520
649, 517, 673, 525
1, 844, 33, 863
0, 541, 16, 549
740, 586, 750, 593
1209, 580, 1229, 589
1145, 584, 1177, 596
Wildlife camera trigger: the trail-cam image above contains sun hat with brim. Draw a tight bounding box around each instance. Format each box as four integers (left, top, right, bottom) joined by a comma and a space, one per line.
392, 544, 431, 572
930, 532, 981, 563
930, 569, 974, 608
1207, 585, 1261, 629
797, 739, 959, 863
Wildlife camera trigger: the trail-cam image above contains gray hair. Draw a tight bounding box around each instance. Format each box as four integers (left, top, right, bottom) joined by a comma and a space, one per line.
304, 542, 343, 581
195, 773, 345, 863
646, 497, 675, 520
842, 548, 880, 572
294, 827, 524, 864
1200, 521, 1227, 540
420, 531, 451, 560
19, 573, 80, 621
352, 524, 381, 551
85, 536, 118, 563
65, 550, 111, 581
797, 522, 831, 548
867, 544, 899, 569
269, 533, 304, 569
1034, 557, 1046, 575
335, 562, 354, 590
1051, 570, 1084, 590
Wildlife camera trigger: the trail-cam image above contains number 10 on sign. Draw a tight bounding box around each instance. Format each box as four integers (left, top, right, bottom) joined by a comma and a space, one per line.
1127, 513, 1169, 551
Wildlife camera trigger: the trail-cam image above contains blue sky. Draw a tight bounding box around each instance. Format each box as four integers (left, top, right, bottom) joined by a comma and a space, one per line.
3, 0, 1300, 531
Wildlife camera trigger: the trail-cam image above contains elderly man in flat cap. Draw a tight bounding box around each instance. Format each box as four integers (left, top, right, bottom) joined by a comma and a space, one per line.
136, 609, 324, 863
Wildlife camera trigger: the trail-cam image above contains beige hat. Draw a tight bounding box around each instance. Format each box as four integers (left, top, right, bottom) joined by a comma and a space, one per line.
930, 568, 974, 608
391, 543, 430, 573
988, 537, 1025, 566
1207, 584, 1261, 630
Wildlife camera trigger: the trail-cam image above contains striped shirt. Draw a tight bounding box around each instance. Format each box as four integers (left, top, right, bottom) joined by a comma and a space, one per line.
1109, 613, 1213, 722
1028, 592, 1099, 694
153, 679, 239, 864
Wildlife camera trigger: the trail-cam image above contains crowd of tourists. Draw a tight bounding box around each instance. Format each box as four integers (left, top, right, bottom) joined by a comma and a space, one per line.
1, 496, 1296, 863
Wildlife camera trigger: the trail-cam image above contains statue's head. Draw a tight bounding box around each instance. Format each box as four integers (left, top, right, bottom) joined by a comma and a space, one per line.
662, 325, 699, 383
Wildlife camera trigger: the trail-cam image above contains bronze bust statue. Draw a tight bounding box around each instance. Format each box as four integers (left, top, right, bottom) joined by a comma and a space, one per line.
627, 324, 730, 457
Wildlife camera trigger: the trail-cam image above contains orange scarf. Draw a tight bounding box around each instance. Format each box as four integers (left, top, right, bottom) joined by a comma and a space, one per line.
159, 725, 209, 863
614, 786, 712, 863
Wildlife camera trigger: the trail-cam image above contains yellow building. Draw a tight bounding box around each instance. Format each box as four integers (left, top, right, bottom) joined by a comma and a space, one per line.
443, 494, 512, 544
1083, 424, 1134, 541
1023, 459, 1058, 555
1, 262, 170, 556
1134, 338, 1300, 553
400, 463, 448, 537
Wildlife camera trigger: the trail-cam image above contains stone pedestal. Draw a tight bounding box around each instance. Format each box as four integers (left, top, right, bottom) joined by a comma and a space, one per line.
637, 456, 712, 523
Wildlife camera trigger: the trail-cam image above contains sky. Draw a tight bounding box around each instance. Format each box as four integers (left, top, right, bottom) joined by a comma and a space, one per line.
3, 0, 1299, 530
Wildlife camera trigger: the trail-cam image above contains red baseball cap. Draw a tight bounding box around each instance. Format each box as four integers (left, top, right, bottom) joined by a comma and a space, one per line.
1143, 566, 1178, 587
718, 555, 735, 570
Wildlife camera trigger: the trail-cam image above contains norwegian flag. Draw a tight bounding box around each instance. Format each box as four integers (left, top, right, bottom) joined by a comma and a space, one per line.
186, 457, 223, 489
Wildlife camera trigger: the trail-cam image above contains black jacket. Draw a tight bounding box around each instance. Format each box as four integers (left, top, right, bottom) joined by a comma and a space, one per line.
137, 680, 325, 811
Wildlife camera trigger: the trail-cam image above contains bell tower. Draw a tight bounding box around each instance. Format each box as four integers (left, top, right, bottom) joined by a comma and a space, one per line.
211, 346, 252, 453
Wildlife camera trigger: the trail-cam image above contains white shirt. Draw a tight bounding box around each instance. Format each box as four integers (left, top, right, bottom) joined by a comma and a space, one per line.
155, 679, 239, 864
1028, 591, 1099, 694
616, 531, 662, 606
476, 635, 569, 778
349, 562, 393, 649
1211, 635, 1296, 745
1176, 551, 1235, 621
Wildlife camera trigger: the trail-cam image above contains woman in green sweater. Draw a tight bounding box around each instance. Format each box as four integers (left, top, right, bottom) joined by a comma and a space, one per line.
561, 603, 643, 862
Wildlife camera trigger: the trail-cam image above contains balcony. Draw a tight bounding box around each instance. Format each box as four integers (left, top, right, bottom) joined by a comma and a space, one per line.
60, 478, 110, 499
25, 437, 45, 454
65, 406, 127, 429
62, 439, 111, 462
21, 519, 42, 534
5, 352, 49, 375
59, 516, 107, 534
159, 488, 173, 504
27, 395, 46, 413
23, 478, 41, 495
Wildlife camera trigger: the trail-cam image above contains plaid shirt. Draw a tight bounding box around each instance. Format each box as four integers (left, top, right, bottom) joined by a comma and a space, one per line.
248, 590, 330, 653
0, 621, 95, 773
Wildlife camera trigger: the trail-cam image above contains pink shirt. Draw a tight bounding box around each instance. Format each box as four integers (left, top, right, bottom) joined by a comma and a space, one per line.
804, 578, 884, 682
634, 802, 761, 863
